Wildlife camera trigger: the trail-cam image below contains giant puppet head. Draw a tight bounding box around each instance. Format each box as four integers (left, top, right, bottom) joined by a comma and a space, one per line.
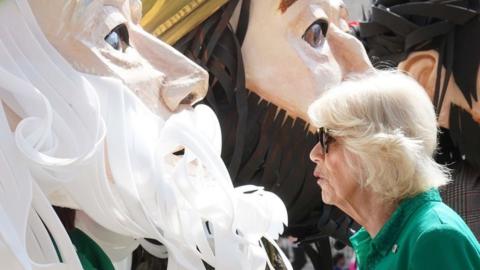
231, 0, 372, 237
28, 0, 208, 116
357, 0, 480, 238
241, 0, 354, 121
0, 0, 291, 269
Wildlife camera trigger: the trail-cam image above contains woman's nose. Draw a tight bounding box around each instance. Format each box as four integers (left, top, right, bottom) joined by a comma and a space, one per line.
310, 143, 324, 163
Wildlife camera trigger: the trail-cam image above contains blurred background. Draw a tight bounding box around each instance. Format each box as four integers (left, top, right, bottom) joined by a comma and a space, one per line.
343, 0, 371, 20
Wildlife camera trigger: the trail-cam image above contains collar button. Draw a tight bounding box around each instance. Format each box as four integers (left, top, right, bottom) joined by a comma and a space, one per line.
392, 244, 398, 254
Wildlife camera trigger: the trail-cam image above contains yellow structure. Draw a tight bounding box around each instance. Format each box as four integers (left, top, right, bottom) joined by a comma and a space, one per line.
141, 0, 228, 45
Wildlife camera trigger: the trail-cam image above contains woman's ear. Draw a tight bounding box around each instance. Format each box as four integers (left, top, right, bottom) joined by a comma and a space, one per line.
398, 50, 439, 100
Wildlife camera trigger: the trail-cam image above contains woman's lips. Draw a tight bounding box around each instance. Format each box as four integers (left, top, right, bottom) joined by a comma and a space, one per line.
314, 172, 326, 186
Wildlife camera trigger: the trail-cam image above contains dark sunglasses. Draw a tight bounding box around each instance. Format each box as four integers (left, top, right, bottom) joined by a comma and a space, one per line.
317, 127, 335, 155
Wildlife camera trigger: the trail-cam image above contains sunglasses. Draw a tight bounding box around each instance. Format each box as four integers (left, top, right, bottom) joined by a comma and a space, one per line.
317, 127, 335, 155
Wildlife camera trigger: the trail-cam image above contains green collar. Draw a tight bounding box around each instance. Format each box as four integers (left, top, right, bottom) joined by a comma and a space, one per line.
350, 189, 442, 258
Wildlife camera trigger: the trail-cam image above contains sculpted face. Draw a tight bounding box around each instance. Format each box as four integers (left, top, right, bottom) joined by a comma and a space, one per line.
1, 1, 290, 267
241, 0, 354, 121
29, 0, 208, 118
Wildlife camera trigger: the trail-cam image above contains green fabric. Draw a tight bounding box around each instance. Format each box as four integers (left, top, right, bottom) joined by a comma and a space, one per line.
350, 189, 480, 269
69, 228, 115, 270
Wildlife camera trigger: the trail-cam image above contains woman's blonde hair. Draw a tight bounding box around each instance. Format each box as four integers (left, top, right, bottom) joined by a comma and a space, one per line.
308, 70, 450, 202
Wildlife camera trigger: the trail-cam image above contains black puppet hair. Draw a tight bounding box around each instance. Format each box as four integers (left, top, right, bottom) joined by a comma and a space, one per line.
356, 0, 480, 167
357, 0, 479, 110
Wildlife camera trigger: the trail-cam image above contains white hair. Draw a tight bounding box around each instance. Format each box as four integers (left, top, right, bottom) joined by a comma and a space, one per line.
308, 70, 450, 202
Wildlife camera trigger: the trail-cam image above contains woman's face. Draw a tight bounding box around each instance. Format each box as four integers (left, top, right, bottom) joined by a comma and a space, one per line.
309, 137, 360, 207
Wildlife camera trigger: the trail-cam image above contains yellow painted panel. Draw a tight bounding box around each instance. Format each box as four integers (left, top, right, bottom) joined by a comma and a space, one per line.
141, 0, 228, 45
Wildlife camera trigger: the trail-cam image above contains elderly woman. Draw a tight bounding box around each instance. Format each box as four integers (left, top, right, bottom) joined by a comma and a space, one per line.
309, 71, 480, 269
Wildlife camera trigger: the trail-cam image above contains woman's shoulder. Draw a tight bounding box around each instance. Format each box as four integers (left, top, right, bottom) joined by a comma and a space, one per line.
403, 200, 480, 251
405, 202, 480, 269
409, 212, 480, 269
406, 200, 473, 238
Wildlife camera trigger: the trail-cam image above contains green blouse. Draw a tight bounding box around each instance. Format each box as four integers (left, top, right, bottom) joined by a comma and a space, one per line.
69, 228, 115, 270
350, 189, 480, 270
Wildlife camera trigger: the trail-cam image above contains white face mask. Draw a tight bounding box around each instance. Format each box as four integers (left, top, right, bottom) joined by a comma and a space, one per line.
0, 0, 290, 269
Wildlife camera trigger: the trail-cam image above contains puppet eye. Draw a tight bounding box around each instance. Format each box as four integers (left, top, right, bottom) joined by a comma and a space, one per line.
302, 19, 328, 48
105, 24, 130, 52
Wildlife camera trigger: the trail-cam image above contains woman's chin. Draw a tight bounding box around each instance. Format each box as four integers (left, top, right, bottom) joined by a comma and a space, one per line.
321, 190, 335, 205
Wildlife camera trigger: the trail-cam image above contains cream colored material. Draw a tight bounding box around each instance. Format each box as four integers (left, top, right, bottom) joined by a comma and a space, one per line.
0, 0, 290, 269
240, 0, 373, 122
28, 0, 209, 117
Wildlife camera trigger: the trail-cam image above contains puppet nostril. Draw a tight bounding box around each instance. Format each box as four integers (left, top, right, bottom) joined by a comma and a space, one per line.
161, 68, 208, 111
180, 93, 197, 105
161, 79, 206, 111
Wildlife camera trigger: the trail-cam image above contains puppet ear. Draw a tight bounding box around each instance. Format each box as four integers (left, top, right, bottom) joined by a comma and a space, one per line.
398, 50, 439, 100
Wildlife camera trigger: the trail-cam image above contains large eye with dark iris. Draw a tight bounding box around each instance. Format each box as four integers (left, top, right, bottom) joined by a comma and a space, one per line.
104, 24, 130, 52
302, 19, 328, 48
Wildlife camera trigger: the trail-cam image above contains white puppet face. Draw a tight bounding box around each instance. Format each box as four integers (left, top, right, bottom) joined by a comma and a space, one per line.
28, 0, 208, 119
241, 0, 350, 122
